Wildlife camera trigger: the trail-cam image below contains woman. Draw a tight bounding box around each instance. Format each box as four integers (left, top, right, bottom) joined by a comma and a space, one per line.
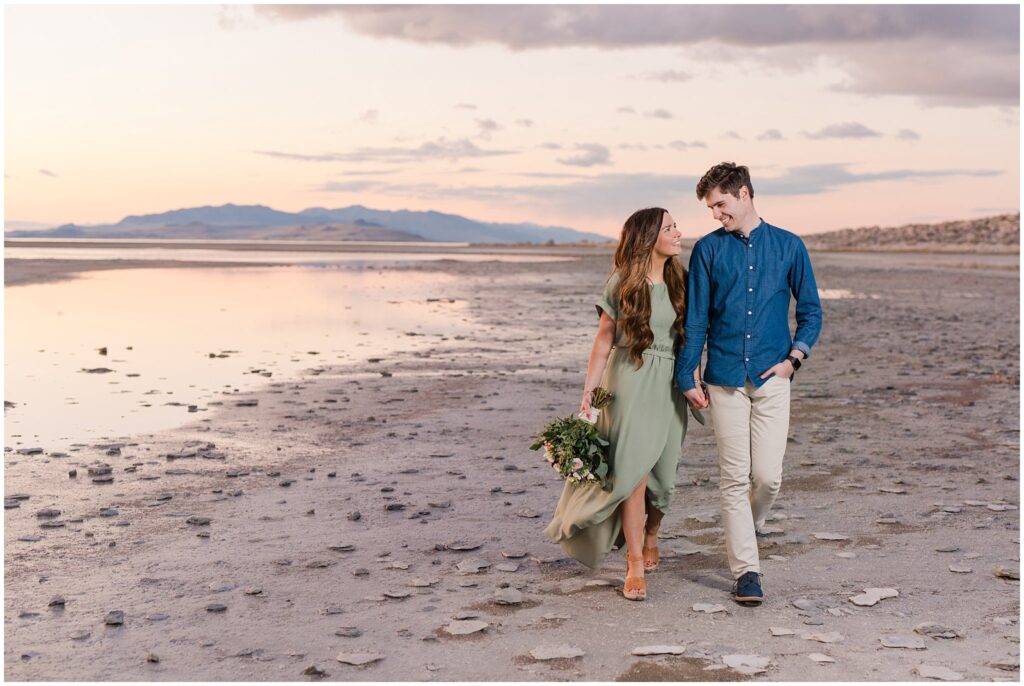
544, 207, 699, 601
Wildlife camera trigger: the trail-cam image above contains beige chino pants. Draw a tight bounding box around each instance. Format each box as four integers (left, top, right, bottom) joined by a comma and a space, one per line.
707, 376, 791, 578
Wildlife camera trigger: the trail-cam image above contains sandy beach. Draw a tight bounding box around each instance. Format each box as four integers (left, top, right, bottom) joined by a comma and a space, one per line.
4, 246, 1020, 681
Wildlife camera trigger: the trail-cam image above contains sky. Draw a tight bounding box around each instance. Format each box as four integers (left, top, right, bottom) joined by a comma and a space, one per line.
4, 4, 1020, 238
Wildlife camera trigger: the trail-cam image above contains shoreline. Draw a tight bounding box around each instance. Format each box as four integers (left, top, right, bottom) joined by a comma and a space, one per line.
5, 250, 1020, 680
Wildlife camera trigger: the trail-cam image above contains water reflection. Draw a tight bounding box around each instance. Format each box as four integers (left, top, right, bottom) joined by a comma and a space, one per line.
5, 267, 471, 448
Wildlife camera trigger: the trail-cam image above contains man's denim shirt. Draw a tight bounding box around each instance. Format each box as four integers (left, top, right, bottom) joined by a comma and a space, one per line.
674, 219, 822, 392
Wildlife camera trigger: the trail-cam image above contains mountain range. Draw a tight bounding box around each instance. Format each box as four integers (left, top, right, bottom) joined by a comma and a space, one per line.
5, 204, 611, 244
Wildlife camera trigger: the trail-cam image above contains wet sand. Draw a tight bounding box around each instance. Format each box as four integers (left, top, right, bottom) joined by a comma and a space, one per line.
4, 247, 1020, 680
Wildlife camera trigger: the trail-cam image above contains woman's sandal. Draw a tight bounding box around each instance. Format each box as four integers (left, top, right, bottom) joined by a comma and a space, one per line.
642, 531, 660, 572
623, 553, 647, 601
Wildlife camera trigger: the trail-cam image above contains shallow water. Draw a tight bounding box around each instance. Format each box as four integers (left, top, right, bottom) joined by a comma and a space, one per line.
5, 266, 472, 449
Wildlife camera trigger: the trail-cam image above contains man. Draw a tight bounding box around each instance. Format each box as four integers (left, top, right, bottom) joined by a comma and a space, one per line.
674, 162, 822, 606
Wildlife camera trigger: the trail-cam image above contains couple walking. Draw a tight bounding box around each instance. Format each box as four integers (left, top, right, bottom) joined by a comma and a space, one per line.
544, 162, 823, 604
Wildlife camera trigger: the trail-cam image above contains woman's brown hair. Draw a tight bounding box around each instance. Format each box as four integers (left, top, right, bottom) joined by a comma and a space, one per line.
611, 207, 687, 367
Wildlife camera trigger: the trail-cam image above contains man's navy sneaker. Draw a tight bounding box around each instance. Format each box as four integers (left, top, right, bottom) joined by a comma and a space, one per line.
734, 571, 764, 605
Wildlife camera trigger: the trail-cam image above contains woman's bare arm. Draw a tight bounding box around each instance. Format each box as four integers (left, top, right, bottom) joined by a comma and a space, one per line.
580, 312, 616, 416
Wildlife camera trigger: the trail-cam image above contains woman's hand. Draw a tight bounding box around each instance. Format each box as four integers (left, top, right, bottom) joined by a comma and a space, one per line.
580, 388, 594, 418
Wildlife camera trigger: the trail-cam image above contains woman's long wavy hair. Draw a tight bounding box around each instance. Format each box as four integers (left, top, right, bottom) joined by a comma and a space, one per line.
611, 207, 688, 368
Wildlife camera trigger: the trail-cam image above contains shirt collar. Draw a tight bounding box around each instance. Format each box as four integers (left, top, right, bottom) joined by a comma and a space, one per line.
729, 218, 764, 241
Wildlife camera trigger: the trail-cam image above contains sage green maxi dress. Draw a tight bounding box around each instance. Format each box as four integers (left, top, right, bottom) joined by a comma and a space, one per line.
544, 273, 689, 569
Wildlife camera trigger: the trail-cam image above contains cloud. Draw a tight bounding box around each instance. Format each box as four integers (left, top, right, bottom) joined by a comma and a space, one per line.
617, 106, 637, 115
38, 169, 57, 177
557, 143, 612, 167
315, 179, 383, 193
757, 163, 1001, 195
475, 118, 501, 139
757, 129, 785, 141
721, 131, 744, 140
636, 69, 692, 82
644, 109, 674, 119
667, 140, 707, 151
359, 109, 379, 123
515, 118, 534, 127
803, 122, 882, 139
539, 142, 562, 150
896, 129, 921, 140
454, 103, 477, 110
256, 138, 515, 163
254, 5, 1019, 108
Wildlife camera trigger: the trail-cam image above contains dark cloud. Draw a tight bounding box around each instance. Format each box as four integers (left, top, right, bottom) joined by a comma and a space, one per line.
757, 163, 1001, 195
515, 119, 534, 127
539, 142, 562, 150
803, 122, 882, 139
757, 129, 785, 141
38, 169, 56, 177
557, 143, 612, 168
256, 138, 515, 163
617, 106, 637, 115
255, 5, 1018, 107
475, 118, 501, 140
721, 131, 744, 140
896, 129, 921, 140
667, 140, 707, 151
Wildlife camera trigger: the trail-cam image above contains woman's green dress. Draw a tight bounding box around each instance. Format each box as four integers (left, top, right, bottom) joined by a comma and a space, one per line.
544, 273, 689, 569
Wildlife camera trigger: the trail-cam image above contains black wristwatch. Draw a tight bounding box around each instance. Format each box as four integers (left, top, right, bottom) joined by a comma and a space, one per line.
786, 355, 802, 371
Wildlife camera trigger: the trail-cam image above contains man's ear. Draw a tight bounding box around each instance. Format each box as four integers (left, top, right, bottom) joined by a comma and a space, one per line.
740, 185, 750, 201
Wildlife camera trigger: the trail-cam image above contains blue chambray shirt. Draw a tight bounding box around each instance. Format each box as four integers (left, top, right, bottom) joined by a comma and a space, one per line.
674, 219, 822, 392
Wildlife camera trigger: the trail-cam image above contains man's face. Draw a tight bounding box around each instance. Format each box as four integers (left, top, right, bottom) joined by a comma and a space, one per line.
705, 186, 749, 231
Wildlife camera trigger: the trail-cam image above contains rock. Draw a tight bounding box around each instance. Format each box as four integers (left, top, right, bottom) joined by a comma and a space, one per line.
453, 611, 479, 620
849, 588, 899, 606
444, 619, 488, 635
5, 498, 21, 509
501, 550, 527, 559
812, 532, 850, 541
334, 627, 362, 638
235, 399, 258, 407
243, 587, 263, 596
323, 607, 345, 615
335, 652, 384, 666
146, 613, 170, 621
446, 540, 483, 551
770, 627, 796, 636
455, 559, 490, 574
328, 544, 355, 553
206, 603, 228, 613
305, 560, 334, 569
530, 645, 585, 661
105, 610, 124, 626
914, 623, 964, 639
632, 645, 687, 656
987, 503, 1017, 512
836, 552, 857, 559
692, 603, 727, 614
87, 465, 113, 477
808, 653, 835, 664
493, 588, 523, 605
301, 665, 326, 677
208, 582, 236, 593
146, 653, 160, 664
880, 635, 926, 650
347, 511, 361, 521
935, 545, 960, 553
352, 568, 369, 577
384, 503, 406, 512
16, 447, 43, 455
69, 630, 91, 641
18, 535, 43, 542
408, 578, 437, 588
948, 564, 973, 574
879, 487, 907, 494
495, 562, 520, 572
722, 654, 771, 675
428, 500, 451, 509
802, 631, 843, 644
186, 516, 211, 526
384, 590, 411, 599
99, 508, 118, 517
989, 658, 1019, 672
35, 508, 61, 518
515, 508, 540, 518
49, 596, 66, 607
995, 564, 1019, 580
40, 520, 66, 529
915, 664, 963, 680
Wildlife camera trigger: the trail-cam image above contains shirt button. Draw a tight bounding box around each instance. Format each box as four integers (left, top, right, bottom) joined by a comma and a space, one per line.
748, 288, 753, 292
749, 266, 754, 270
745, 357, 749, 362
748, 311, 752, 315
748, 244, 753, 248
746, 334, 751, 338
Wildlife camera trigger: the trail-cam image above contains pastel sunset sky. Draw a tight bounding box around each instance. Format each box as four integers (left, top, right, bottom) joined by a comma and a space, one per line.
5, 4, 1020, 238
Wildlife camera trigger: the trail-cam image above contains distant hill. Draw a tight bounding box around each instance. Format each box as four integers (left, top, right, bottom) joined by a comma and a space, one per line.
6, 203, 610, 244
803, 213, 1020, 253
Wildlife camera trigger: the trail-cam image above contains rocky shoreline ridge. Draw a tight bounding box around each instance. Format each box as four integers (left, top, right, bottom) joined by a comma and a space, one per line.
803, 213, 1019, 253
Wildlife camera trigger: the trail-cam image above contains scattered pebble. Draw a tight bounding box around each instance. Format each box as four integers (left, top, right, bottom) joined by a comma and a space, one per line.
914, 623, 964, 639
444, 620, 488, 636
692, 603, 727, 614
914, 664, 963, 681
808, 653, 835, 664
631, 645, 686, 656
848, 588, 899, 606
722, 654, 771, 675
802, 631, 843, 644
104, 610, 124, 626
335, 652, 384, 666
770, 627, 796, 636
530, 645, 585, 661
881, 635, 927, 650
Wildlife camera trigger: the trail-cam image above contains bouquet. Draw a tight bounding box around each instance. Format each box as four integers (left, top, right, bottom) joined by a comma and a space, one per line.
530, 387, 614, 488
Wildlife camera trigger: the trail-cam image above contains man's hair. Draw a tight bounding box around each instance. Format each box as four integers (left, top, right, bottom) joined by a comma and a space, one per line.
696, 162, 754, 201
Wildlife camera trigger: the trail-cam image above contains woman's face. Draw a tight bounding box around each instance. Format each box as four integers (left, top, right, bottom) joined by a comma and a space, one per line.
652, 212, 682, 259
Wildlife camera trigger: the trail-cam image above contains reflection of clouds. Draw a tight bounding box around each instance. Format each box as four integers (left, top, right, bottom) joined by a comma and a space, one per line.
255, 5, 1019, 107
256, 137, 515, 163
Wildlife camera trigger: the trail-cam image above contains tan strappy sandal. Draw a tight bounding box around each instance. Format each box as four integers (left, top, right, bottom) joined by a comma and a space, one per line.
642, 526, 660, 571
623, 553, 647, 601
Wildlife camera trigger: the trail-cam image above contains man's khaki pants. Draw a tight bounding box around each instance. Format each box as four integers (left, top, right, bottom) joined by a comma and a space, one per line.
707, 376, 791, 578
